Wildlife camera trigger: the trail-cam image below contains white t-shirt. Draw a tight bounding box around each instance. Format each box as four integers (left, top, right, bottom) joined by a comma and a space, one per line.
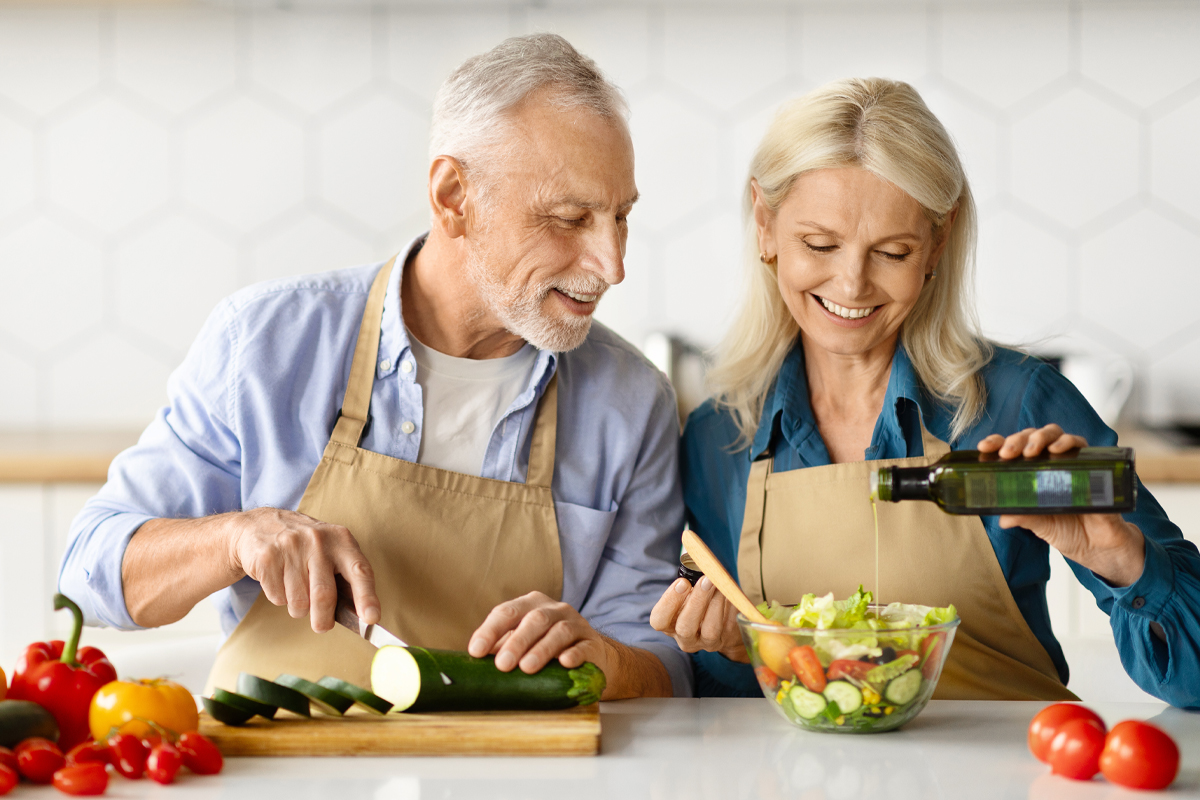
407, 335, 538, 476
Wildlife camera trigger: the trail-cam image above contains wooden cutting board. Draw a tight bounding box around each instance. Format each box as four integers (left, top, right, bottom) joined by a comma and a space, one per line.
198, 703, 600, 757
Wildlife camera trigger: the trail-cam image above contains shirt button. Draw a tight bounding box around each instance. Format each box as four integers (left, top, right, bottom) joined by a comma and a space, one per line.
1132, 596, 1146, 610
401, 421, 415, 434
400, 360, 414, 374
379, 359, 391, 372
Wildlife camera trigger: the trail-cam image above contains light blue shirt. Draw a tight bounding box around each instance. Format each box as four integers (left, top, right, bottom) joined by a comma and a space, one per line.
60, 236, 692, 696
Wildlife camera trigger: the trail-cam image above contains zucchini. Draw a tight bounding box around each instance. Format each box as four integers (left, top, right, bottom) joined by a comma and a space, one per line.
884, 669, 923, 706
822, 680, 863, 715
371, 646, 606, 712
202, 696, 253, 726
786, 685, 827, 719
0, 700, 59, 746
236, 673, 310, 717
211, 689, 277, 720
276, 675, 354, 716
316, 677, 392, 715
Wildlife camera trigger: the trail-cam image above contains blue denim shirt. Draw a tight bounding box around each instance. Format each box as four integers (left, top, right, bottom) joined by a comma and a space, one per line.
685, 341, 1200, 708
60, 236, 692, 696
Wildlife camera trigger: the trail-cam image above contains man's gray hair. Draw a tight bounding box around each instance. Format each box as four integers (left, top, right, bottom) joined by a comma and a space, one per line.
429, 33, 629, 178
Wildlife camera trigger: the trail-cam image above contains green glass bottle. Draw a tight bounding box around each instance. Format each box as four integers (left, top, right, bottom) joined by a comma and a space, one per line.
870, 447, 1137, 515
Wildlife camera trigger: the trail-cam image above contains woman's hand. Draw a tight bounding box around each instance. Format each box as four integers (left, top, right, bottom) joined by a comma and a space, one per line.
978, 424, 1146, 587
650, 576, 749, 663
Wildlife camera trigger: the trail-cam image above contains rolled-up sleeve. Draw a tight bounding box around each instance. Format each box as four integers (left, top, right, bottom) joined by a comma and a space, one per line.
59, 298, 245, 630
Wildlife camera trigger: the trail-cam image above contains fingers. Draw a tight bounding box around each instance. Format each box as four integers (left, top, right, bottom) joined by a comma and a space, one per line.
334, 549, 379, 626
977, 425, 1089, 459
469, 593, 603, 675
468, 597, 527, 658
650, 578, 692, 634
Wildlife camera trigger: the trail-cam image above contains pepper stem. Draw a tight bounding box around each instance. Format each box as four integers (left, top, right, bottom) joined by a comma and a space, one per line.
54, 593, 84, 667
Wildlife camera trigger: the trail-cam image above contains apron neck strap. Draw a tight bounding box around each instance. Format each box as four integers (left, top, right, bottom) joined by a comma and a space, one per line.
332, 256, 397, 448
525, 373, 558, 488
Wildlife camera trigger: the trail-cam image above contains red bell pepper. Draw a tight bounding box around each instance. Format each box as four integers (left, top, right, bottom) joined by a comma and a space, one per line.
7, 595, 117, 751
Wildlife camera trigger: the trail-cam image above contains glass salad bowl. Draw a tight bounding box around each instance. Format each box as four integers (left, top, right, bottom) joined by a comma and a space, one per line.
738, 596, 959, 734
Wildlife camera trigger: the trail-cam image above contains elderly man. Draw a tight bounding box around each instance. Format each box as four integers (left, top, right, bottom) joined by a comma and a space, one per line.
60, 33, 689, 698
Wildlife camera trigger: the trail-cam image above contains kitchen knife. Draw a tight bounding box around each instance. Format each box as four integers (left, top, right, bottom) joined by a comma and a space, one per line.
333, 575, 407, 648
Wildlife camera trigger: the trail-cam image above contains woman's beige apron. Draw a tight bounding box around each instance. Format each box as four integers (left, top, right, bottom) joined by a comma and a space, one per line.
206, 257, 563, 693
737, 421, 1077, 701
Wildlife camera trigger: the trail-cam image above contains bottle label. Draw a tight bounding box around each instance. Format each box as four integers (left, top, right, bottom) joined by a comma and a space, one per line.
964, 470, 1115, 509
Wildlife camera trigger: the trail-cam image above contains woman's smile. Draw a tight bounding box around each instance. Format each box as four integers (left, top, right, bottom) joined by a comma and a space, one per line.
814, 294, 880, 325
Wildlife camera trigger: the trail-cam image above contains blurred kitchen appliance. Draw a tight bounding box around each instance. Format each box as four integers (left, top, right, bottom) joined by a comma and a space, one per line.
644, 332, 710, 425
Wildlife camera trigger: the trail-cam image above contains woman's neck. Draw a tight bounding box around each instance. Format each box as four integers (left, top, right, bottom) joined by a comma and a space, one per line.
802, 332, 898, 463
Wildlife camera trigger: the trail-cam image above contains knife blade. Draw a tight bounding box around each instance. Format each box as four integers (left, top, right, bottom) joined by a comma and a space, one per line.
333, 575, 407, 648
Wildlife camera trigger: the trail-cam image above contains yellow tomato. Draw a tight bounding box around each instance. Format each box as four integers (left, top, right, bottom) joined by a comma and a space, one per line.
89, 678, 199, 741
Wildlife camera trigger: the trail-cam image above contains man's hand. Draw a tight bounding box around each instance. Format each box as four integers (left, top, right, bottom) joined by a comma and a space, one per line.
467, 591, 672, 699
228, 508, 380, 633
978, 424, 1146, 587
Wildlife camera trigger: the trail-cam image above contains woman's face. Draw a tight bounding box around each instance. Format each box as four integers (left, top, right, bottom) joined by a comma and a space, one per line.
754, 167, 952, 361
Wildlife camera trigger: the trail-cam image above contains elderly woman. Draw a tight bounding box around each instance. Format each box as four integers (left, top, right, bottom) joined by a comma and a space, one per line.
651, 78, 1200, 706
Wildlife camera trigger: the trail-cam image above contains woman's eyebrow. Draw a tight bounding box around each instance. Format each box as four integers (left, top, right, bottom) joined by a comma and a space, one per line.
794, 220, 922, 243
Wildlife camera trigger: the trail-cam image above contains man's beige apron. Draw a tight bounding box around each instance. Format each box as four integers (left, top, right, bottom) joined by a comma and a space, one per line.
206, 257, 563, 693
737, 421, 1078, 701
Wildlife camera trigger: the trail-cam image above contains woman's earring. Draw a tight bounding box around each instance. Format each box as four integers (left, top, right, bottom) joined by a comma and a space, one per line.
926, 269, 938, 281
759, 252, 777, 266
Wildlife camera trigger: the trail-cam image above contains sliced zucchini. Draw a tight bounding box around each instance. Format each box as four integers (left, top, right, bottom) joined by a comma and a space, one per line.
276, 675, 354, 716
822, 680, 863, 715
212, 688, 277, 720
317, 677, 392, 715
786, 684, 827, 720
370, 646, 606, 713
236, 673, 310, 717
884, 669, 923, 706
0, 700, 59, 747
202, 695, 254, 726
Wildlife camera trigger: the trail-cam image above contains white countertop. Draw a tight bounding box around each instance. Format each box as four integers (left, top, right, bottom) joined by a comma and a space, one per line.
14, 698, 1200, 799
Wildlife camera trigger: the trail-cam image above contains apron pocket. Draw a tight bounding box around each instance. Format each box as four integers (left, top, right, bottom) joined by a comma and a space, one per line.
554, 500, 618, 608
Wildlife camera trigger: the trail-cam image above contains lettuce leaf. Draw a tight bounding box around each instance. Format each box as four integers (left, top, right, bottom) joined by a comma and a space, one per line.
787, 585, 874, 629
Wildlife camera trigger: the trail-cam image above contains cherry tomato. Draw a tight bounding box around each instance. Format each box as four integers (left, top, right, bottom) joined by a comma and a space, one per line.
15, 737, 65, 784
177, 732, 223, 775
106, 733, 147, 779
1048, 718, 1106, 780
0, 747, 15, 773
754, 665, 780, 692
1099, 720, 1180, 790
787, 645, 826, 693
1027, 703, 1106, 763
52, 762, 108, 796
65, 741, 111, 768
827, 660, 876, 682
146, 741, 181, 785
0, 764, 16, 796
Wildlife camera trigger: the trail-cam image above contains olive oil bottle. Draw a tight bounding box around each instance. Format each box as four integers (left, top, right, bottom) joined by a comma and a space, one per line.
870, 447, 1136, 515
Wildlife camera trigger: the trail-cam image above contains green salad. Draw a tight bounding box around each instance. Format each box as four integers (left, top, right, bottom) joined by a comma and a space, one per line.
746, 586, 958, 733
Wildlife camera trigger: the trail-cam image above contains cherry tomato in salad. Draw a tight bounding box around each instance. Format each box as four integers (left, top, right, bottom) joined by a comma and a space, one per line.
107, 733, 148, 779
1048, 718, 1106, 780
146, 741, 182, 785
65, 741, 111, 767
177, 732, 223, 775
826, 660, 875, 683
0, 747, 15, 773
0, 764, 16, 796
788, 645, 826, 693
15, 737, 64, 784
754, 665, 780, 693
52, 762, 108, 796
1027, 703, 1105, 763
1099, 720, 1180, 790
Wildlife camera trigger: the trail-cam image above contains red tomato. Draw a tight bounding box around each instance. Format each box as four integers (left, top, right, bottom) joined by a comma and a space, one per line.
106, 733, 147, 780
1048, 718, 1106, 780
787, 645, 826, 693
146, 742, 181, 785
826, 660, 875, 683
754, 665, 780, 693
0, 764, 16, 796
178, 732, 223, 775
15, 737, 65, 784
1027, 703, 1106, 763
65, 741, 111, 767
1099, 720, 1180, 790
52, 763, 108, 796
0, 747, 15, 773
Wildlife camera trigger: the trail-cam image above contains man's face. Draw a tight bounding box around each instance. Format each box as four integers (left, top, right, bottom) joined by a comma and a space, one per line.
463, 94, 637, 352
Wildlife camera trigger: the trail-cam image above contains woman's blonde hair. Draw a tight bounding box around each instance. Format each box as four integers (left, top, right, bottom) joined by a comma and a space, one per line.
709, 77, 992, 448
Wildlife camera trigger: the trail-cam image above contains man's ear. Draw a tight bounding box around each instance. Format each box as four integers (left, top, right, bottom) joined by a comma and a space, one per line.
428, 155, 470, 239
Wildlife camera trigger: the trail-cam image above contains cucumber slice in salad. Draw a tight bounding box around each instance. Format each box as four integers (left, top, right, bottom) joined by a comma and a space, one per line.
822, 680, 863, 715
786, 685, 827, 719
884, 669, 923, 706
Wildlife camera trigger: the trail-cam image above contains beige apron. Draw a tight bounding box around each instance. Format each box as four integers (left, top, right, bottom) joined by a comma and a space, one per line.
206, 256, 563, 693
737, 420, 1078, 701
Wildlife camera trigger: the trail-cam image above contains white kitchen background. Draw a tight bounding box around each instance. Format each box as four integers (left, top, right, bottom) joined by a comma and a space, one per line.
2, 0, 1199, 700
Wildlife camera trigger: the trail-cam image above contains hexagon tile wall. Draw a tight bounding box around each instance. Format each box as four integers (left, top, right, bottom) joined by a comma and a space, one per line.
1, 1, 1198, 430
